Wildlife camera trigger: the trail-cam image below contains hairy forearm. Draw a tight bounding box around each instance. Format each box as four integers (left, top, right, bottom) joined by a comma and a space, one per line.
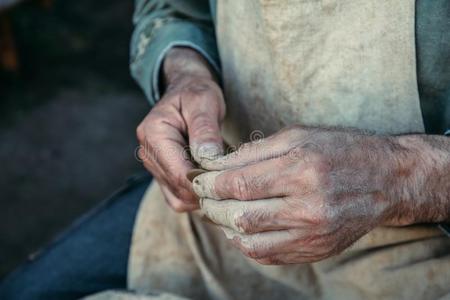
389, 134, 450, 225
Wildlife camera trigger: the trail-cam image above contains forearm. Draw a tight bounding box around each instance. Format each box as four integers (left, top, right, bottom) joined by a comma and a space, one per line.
389, 134, 450, 225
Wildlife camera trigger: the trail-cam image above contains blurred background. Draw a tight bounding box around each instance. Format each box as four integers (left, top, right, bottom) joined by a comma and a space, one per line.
0, 0, 148, 278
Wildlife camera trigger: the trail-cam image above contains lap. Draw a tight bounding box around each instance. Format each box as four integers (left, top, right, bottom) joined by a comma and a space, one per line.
129, 182, 450, 300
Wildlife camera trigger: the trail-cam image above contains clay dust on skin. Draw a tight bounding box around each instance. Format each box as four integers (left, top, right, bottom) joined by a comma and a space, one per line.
192, 171, 222, 199
191, 167, 392, 257
219, 226, 293, 253
191, 171, 298, 253
199, 197, 283, 233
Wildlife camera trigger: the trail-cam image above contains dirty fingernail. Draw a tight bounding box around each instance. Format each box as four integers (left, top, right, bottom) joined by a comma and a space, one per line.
196, 143, 223, 160
192, 171, 221, 199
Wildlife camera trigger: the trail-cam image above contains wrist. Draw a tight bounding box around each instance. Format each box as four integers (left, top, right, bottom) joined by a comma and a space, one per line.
382, 135, 450, 225
163, 47, 217, 88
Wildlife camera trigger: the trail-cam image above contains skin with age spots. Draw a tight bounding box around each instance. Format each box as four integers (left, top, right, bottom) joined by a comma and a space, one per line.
192, 126, 450, 265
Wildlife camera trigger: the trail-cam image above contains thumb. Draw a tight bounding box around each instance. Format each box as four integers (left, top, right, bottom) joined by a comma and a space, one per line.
181, 79, 225, 165
183, 89, 225, 165
188, 110, 224, 164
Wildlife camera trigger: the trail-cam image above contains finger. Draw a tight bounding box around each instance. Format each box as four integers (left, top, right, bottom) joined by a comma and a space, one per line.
143, 158, 199, 212
160, 184, 199, 212
220, 226, 333, 262
143, 159, 199, 212
255, 252, 329, 265
141, 148, 196, 203
149, 123, 197, 202
159, 165, 199, 206
201, 198, 298, 233
182, 87, 226, 163
220, 227, 300, 259
193, 156, 293, 200
200, 127, 308, 170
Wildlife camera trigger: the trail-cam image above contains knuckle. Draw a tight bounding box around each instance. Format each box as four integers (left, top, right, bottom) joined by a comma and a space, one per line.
190, 112, 217, 135
309, 167, 327, 187
301, 161, 331, 191
136, 123, 147, 143
314, 203, 329, 225
241, 243, 263, 259
231, 174, 252, 200
287, 145, 306, 162
305, 195, 334, 226
325, 204, 339, 224
234, 215, 254, 234
137, 119, 159, 145
302, 149, 321, 164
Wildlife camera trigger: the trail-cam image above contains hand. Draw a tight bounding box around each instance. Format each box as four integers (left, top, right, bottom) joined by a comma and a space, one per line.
137, 47, 225, 212
192, 126, 423, 264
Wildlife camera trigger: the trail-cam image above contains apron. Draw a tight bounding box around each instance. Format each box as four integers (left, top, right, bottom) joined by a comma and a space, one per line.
218, 0, 424, 146
125, 1, 450, 299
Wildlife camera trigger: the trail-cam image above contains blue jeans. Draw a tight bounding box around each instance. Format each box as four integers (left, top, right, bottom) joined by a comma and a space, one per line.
0, 173, 152, 300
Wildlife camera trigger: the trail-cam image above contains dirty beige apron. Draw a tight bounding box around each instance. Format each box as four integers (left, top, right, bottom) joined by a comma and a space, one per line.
122, 1, 449, 300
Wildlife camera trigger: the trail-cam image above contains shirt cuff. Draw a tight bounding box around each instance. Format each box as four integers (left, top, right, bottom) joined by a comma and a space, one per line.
130, 21, 220, 106
439, 129, 450, 236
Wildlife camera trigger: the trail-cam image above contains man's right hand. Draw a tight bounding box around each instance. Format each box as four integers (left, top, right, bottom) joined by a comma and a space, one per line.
136, 47, 225, 212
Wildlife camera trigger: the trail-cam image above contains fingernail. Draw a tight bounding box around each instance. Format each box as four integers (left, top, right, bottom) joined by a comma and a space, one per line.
196, 143, 223, 161
192, 171, 221, 199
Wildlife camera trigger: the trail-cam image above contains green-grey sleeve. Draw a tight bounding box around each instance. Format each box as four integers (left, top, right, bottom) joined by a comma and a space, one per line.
130, 0, 220, 105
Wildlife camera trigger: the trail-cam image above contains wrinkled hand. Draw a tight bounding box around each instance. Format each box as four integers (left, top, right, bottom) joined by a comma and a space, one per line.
137, 47, 225, 212
192, 126, 410, 264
